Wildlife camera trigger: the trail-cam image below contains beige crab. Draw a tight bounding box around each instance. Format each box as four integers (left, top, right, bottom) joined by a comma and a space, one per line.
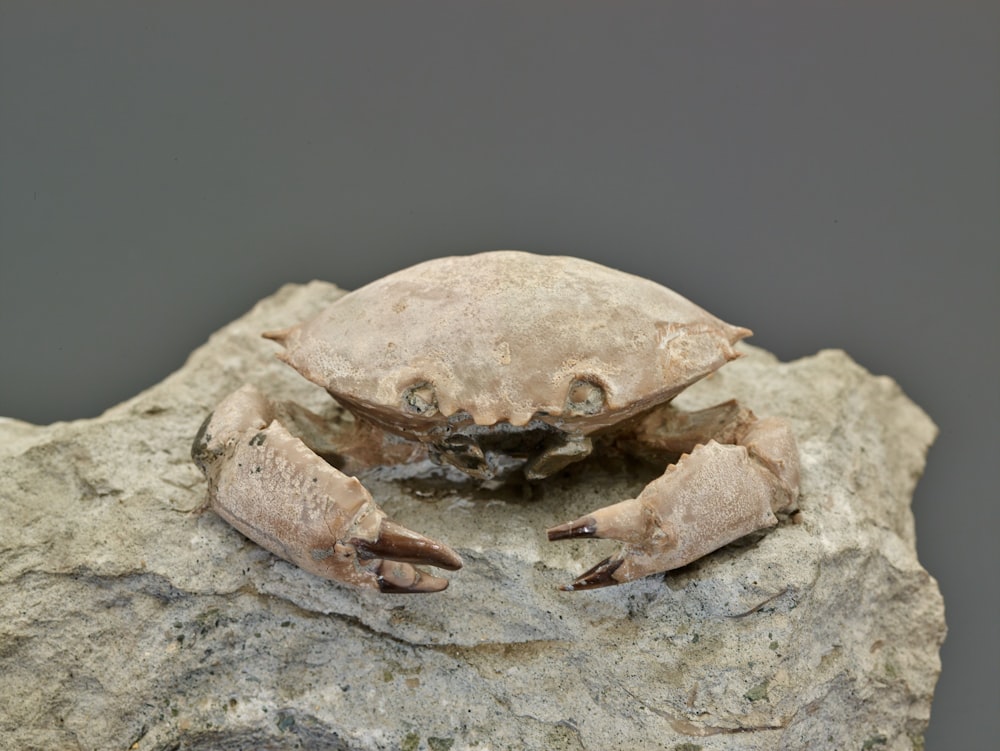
192, 251, 800, 593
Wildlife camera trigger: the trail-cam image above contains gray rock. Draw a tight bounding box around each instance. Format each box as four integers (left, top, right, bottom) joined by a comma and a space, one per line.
0, 281, 945, 751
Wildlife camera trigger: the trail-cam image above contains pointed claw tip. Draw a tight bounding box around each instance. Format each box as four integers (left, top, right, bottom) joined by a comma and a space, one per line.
546, 516, 598, 541
378, 574, 450, 594
374, 560, 451, 593
356, 519, 463, 571
563, 556, 625, 591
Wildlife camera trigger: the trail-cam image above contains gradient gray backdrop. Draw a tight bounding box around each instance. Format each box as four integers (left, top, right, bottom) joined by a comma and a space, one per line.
2, 3, 997, 748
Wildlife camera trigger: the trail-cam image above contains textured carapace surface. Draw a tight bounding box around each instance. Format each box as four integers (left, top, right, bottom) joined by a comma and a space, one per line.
267, 251, 750, 430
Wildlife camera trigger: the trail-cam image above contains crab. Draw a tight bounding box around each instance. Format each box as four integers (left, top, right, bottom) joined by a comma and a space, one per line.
192, 251, 800, 593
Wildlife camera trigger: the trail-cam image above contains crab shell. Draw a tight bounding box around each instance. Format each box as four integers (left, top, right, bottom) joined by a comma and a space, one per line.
266, 251, 750, 436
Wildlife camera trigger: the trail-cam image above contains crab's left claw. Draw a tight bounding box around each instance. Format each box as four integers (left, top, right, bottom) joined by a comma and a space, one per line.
193, 385, 462, 593
547, 417, 799, 591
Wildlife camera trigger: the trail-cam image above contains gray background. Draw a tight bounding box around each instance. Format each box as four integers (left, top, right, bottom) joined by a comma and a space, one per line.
1, 3, 996, 748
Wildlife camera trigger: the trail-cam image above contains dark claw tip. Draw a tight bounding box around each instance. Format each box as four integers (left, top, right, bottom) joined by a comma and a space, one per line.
354, 520, 463, 571
378, 573, 450, 594
373, 560, 450, 593
546, 516, 598, 541
561, 556, 625, 591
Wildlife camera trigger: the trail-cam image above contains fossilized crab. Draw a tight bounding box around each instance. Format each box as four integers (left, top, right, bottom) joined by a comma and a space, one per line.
192, 251, 799, 593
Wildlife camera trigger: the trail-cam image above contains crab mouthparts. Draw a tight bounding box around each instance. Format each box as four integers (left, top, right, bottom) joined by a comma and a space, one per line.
428, 419, 569, 481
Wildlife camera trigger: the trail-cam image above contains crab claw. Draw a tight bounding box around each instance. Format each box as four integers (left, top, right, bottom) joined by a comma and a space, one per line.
547, 436, 798, 591
193, 385, 462, 592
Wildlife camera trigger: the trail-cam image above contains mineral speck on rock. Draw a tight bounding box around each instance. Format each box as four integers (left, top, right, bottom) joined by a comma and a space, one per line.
0, 281, 945, 750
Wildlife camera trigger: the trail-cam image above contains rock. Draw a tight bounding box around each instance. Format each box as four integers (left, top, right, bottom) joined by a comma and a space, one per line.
0, 281, 945, 751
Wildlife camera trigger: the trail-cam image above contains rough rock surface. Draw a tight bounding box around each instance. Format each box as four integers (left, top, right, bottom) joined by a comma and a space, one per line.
0, 281, 945, 751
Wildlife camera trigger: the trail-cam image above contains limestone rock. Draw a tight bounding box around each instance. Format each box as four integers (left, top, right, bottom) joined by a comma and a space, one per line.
0, 281, 945, 750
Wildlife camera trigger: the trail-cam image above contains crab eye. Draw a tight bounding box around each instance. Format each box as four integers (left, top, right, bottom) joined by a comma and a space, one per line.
402, 383, 438, 417
566, 378, 605, 416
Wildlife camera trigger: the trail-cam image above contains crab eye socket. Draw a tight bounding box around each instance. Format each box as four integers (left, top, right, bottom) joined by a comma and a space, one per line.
402, 383, 438, 417
566, 378, 605, 416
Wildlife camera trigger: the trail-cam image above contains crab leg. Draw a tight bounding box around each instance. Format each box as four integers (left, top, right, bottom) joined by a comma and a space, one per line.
547, 402, 799, 590
192, 385, 462, 592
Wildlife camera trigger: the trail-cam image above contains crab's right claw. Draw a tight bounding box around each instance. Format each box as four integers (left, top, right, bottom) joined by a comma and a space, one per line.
353, 518, 463, 593
547, 435, 798, 591
193, 385, 462, 593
